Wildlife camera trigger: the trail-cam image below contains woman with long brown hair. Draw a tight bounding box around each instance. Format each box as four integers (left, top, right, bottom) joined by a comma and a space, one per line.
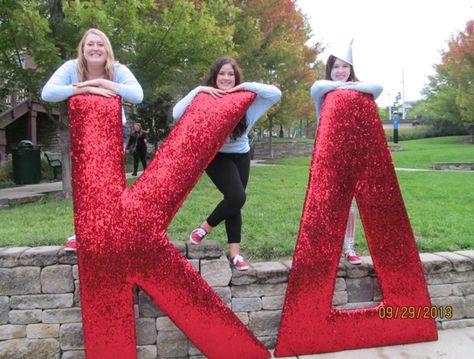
173, 56, 281, 270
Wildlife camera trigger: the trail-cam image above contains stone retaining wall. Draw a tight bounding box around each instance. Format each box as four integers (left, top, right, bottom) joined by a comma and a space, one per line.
252, 141, 314, 160
433, 163, 474, 171
1, 242, 473, 359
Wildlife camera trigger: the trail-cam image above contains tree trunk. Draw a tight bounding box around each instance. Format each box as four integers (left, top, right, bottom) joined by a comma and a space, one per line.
268, 117, 273, 159
59, 113, 72, 197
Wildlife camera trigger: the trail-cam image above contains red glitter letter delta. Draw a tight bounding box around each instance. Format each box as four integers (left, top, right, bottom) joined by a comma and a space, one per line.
274, 90, 438, 356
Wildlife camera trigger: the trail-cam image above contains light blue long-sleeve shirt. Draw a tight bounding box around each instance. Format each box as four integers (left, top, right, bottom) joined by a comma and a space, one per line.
310, 80, 383, 122
172, 82, 281, 153
41, 59, 143, 124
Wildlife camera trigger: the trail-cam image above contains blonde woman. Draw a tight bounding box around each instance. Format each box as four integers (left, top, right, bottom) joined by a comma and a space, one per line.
42, 28, 143, 103
41, 28, 143, 251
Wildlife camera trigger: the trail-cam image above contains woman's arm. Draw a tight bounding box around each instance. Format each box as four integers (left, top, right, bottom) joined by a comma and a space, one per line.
236, 82, 282, 126
73, 65, 144, 104
41, 60, 76, 102
172, 86, 205, 121
126, 134, 134, 150
340, 82, 383, 99
112, 64, 143, 104
310, 80, 344, 103
310, 80, 345, 120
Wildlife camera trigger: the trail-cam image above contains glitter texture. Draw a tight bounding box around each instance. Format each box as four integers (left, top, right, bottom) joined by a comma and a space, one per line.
274, 90, 438, 357
69, 92, 271, 359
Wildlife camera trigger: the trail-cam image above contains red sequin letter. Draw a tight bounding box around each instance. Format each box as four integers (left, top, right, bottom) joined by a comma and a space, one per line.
68, 93, 270, 359
274, 91, 438, 356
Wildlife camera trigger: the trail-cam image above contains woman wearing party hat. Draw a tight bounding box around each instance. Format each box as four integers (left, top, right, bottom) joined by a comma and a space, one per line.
310, 39, 383, 265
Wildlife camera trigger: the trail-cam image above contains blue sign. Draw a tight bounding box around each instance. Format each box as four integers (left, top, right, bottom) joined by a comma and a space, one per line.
393, 114, 399, 130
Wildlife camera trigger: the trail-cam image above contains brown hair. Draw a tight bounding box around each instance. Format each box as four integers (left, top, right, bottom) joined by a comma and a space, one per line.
325, 55, 358, 82
205, 56, 246, 140
77, 28, 115, 82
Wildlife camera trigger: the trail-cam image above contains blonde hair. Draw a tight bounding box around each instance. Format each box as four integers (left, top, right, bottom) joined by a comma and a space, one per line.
133, 122, 143, 132
77, 28, 115, 82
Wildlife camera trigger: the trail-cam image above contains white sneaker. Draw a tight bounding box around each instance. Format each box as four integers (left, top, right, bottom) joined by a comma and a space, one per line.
189, 227, 207, 245
64, 235, 77, 252
231, 255, 249, 271
344, 249, 362, 265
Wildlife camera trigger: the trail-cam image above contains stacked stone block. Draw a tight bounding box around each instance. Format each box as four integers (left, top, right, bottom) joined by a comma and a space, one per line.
1, 243, 473, 358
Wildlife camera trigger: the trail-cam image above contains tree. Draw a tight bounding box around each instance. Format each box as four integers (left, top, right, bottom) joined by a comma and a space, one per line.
0, 1, 62, 100
421, 19, 474, 142
1, 0, 239, 192
232, 0, 318, 155
125, 0, 239, 147
443, 19, 474, 141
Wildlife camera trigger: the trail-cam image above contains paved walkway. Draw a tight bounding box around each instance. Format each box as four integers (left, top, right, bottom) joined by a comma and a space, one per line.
270, 326, 474, 358
0, 171, 140, 207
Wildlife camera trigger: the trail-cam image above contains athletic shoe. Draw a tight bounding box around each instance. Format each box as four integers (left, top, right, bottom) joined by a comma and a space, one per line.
345, 249, 362, 265
189, 227, 207, 245
64, 235, 77, 252
231, 254, 249, 271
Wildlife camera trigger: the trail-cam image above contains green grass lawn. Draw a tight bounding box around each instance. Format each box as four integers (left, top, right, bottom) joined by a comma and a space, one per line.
1, 135, 473, 260
388, 136, 474, 169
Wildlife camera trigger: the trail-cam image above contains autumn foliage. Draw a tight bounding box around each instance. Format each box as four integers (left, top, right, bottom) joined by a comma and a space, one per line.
422, 19, 474, 141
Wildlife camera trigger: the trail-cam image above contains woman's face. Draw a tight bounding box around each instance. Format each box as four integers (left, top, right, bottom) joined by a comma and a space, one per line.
216, 63, 236, 91
330, 58, 351, 82
133, 124, 140, 132
83, 33, 108, 66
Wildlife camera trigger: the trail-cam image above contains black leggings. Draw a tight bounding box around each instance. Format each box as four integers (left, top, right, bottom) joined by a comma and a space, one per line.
206, 152, 251, 244
133, 151, 147, 174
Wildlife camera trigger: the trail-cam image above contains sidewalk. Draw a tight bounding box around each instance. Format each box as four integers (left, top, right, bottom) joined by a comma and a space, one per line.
0, 171, 141, 208
0, 180, 63, 207
270, 326, 474, 358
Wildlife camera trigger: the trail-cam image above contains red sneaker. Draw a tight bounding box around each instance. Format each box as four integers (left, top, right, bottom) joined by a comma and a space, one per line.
231, 255, 249, 271
189, 227, 207, 245
64, 235, 77, 252
345, 250, 362, 265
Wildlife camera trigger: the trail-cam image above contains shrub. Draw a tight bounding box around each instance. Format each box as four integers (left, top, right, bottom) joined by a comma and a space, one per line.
385, 121, 469, 142
0, 153, 61, 187
0, 155, 14, 187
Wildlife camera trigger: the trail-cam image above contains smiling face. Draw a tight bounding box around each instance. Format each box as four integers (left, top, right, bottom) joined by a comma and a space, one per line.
330, 58, 351, 82
216, 63, 236, 91
83, 33, 108, 67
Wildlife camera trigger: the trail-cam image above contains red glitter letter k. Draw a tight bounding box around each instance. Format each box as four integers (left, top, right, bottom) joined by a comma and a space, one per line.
68, 93, 269, 359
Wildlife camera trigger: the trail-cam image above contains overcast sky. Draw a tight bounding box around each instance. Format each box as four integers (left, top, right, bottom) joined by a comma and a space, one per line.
295, 0, 474, 107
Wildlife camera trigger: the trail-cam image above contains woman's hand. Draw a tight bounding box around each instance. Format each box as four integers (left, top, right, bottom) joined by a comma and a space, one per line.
74, 79, 119, 93
74, 79, 103, 88
88, 86, 116, 97
202, 86, 226, 98
73, 85, 116, 97
226, 84, 245, 93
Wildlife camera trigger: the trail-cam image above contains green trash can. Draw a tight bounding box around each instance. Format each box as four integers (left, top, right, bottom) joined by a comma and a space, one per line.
12, 140, 42, 184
